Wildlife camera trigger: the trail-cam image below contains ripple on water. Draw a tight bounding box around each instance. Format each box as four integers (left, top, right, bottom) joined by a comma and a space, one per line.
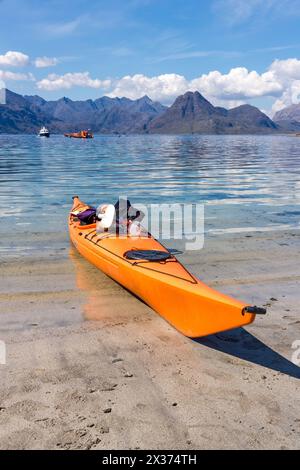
0, 134, 299, 237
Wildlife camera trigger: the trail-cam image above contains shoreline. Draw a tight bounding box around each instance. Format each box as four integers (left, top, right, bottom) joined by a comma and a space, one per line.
1, 132, 299, 136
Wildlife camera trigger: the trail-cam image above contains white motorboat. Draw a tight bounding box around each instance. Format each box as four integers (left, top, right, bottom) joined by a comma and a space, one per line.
39, 126, 50, 137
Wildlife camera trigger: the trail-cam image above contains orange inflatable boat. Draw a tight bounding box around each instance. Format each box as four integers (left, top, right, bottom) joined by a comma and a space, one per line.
69, 196, 266, 337
64, 130, 93, 139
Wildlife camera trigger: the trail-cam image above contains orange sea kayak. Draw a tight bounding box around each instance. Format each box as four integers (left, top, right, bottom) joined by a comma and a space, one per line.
69, 197, 266, 337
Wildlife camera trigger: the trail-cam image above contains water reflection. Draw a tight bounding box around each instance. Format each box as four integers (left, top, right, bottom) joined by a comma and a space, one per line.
69, 247, 151, 325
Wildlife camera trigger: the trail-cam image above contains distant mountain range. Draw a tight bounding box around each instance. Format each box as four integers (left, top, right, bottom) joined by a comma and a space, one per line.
148, 91, 277, 134
273, 104, 300, 132
0, 89, 166, 134
0, 88, 299, 134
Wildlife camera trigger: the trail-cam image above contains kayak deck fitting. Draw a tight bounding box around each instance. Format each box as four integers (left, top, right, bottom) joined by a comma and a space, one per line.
69, 197, 266, 338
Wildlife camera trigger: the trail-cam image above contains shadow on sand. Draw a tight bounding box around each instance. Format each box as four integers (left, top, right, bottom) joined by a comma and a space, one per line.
195, 328, 300, 379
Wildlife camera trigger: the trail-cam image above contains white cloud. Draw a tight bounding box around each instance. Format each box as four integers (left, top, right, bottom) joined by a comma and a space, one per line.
0, 70, 34, 81
213, 0, 300, 25
0, 51, 29, 67
107, 67, 282, 105
272, 81, 300, 113
190, 68, 282, 100
44, 18, 82, 37
35, 56, 59, 68
152, 50, 240, 63
214, 0, 272, 24
269, 58, 300, 80
108, 73, 189, 103
269, 59, 300, 113
111, 47, 134, 57
106, 59, 300, 114
37, 72, 111, 91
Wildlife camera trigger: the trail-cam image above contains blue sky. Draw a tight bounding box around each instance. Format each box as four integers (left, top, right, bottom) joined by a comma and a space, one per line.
1, 0, 300, 114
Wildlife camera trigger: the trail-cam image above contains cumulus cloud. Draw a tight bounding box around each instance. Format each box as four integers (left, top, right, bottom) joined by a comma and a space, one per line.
271, 83, 300, 114
36, 72, 111, 91
269, 58, 300, 113
107, 67, 282, 105
108, 73, 189, 102
189, 68, 282, 100
106, 59, 300, 114
269, 58, 300, 80
34, 56, 59, 68
0, 51, 29, 67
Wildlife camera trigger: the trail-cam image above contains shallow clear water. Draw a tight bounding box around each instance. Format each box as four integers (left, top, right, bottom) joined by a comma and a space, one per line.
0, 134, 300, 239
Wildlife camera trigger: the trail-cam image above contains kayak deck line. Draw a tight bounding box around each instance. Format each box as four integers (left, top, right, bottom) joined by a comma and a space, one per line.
69, 197, 267, 338
81, 225, 198, 285
123, 259, 198, 285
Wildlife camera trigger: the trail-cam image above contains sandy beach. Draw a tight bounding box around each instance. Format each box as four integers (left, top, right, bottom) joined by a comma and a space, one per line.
0, 228, 300, 450
2, 0, 300, 453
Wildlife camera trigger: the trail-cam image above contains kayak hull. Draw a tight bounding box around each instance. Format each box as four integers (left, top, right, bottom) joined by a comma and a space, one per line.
69, 201, 257, 337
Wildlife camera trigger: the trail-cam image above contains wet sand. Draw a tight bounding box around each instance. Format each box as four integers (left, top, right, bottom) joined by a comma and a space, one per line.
0, 229, 300, 449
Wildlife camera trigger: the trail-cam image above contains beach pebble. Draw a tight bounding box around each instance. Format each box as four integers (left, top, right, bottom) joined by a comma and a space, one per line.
101, 383, 118, 391
86, 437, 101, 449
112, 358, 123, 364
124, 372, 133, 378
100, 426, 109, 434
103, 408, 112, 414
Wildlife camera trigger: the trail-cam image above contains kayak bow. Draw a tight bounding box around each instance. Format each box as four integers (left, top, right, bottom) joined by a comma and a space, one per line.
69, 197, 266, 337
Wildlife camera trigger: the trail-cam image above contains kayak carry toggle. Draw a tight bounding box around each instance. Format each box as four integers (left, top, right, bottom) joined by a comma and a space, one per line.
242, 306, 267, 315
